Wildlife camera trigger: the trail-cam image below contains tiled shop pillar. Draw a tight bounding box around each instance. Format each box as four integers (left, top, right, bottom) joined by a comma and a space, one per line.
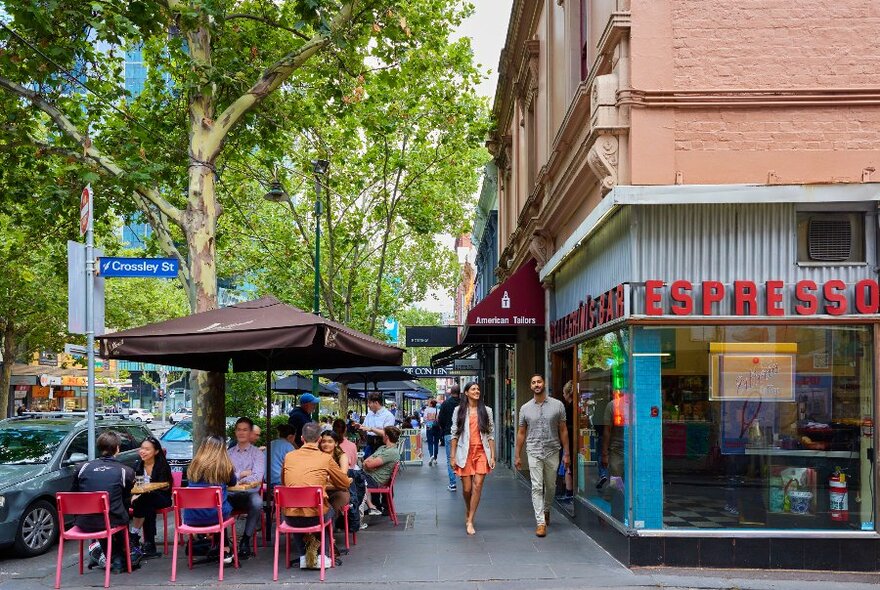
632, 328, 663, 529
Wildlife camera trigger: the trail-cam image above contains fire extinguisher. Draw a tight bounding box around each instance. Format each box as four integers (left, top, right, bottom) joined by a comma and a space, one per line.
829, 467, 848, 522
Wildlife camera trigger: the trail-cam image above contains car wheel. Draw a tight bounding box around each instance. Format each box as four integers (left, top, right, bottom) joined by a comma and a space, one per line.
14, 499, 58, 557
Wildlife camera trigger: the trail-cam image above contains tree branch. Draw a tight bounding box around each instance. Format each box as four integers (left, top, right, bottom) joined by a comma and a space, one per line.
212, 1, 360, 148
225, 14, 310, 40
0, 75, 184, 226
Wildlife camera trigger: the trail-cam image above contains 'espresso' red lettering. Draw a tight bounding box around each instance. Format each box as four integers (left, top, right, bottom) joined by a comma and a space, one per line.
855, 279, 880, 314
766, 280, 784, 316
670, 280, 693, 315
734, 281, 758, 315
794, 280, 818, 314
824, 280, 847, 315
645, 280, 664, 315
702, 281, 724, 315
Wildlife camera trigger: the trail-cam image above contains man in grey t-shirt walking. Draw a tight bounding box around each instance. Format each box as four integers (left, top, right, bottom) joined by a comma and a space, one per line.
515, 374, 570, 538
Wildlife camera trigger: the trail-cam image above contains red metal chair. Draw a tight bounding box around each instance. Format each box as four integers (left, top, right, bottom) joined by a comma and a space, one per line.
365, 462, 401, 526
170, 487, 239, 582
55, 491, 131, 589
155, 470, 184, 553
340, 505, 353, 549
273, 486, 335, 582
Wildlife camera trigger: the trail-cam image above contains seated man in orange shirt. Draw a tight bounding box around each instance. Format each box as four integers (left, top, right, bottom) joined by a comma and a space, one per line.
282, 422, 352, 568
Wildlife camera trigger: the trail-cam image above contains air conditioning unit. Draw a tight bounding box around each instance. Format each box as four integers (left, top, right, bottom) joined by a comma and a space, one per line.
797, 212, 865, 263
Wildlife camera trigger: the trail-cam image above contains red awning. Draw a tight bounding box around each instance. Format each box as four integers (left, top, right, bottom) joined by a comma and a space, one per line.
461, 258, 545, 344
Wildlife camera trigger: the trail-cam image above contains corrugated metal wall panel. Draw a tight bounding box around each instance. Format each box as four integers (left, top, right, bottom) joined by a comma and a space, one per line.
552, 207, 632, 320
631, 203, 877, 314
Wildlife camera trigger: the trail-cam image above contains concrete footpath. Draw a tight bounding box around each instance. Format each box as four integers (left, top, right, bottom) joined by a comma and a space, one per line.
1, 453, 878, 590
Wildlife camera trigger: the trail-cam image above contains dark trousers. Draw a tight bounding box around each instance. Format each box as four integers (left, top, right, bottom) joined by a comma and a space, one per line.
131, 491, 171, 544
283, 510, 334, 557
345, 469, 366, 530
426, 428, 440, 459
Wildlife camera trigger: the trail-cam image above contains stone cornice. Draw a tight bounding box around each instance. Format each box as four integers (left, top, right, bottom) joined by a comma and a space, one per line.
618, 87, 880, 108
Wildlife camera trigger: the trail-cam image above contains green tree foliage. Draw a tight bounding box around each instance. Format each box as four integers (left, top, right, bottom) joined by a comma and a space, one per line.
0, 0, 488, 435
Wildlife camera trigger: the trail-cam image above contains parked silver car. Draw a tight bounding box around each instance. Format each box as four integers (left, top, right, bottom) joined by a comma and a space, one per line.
0, 414, 150, 556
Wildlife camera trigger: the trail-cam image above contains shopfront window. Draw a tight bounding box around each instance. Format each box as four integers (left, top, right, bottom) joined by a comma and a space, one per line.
655, 325, 875, 531
576, 330, 630, 524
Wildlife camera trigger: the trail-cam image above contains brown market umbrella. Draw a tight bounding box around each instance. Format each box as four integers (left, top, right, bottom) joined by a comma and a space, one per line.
97, 295, 404, 500
97, 296, 404, 371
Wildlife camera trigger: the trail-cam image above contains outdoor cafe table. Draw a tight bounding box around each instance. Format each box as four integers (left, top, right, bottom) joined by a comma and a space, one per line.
132, 481, 170, 495
228, 481, 261, 492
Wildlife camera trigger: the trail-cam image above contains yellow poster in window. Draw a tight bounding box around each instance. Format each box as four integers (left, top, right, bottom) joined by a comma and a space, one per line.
710, 353, 795, 401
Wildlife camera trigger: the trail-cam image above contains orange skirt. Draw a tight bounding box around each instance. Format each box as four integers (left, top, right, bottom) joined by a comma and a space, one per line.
454, 444, 490, 476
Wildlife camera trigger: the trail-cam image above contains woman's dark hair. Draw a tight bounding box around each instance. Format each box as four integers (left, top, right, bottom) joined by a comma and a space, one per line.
138, 436, 172, 484
455, 381, 490, 435
319, 431, 344, 465
332, 418, 347, 436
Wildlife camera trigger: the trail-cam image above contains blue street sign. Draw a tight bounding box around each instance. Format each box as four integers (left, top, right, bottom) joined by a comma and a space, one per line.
97, 257, 179, 278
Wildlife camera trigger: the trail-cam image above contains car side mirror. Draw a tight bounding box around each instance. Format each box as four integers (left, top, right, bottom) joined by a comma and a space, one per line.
64, 452, 88, 466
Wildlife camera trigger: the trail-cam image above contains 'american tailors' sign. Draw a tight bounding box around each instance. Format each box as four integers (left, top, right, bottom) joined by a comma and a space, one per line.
550, 284, 628, 345
645, 279, 880, 316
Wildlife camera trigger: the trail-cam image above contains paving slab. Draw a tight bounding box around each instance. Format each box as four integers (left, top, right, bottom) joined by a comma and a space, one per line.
3, 450, 878, 590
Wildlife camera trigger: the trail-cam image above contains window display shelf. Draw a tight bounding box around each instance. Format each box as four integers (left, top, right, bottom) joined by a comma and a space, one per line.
745, 448, 858, 459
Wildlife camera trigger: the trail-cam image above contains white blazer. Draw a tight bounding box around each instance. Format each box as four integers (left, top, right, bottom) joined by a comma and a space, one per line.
450, 405, 495, 468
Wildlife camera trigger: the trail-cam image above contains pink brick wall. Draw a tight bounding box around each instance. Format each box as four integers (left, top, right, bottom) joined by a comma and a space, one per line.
672, 0, 880, 89
674, 107, 880, 152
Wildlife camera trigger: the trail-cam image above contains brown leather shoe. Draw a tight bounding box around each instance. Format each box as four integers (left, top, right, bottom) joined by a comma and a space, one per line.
535, 524, 547, 537
545, 511, 550, 525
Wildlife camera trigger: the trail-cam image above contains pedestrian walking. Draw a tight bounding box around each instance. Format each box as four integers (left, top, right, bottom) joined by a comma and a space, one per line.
423, 399, 440, 466
514, 374, 570, 538
437, 384, 461, 491
449, 382, 494, 535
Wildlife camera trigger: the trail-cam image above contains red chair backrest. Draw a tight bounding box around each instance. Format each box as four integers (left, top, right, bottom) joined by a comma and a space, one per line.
388, 462, 401, 486
171, 470, 183, 488
56, 492, 111, 531
273, 486, 323, 526
172, 487, 223, 527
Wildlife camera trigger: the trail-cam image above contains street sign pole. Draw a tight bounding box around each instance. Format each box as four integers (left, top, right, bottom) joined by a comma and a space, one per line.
159, 367, 168, 424
82, 185, 97, 460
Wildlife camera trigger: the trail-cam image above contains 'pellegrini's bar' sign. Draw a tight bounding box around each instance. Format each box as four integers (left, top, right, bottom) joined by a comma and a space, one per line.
551, 279, 880, 346
550, 284, 628, 344
645, 279, 880, 316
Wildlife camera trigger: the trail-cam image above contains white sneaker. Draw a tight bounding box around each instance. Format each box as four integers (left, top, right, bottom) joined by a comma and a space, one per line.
359, 522, 368, 530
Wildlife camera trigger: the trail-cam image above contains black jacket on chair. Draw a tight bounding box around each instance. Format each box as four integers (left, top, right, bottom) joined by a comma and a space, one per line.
72, 456, 135, 531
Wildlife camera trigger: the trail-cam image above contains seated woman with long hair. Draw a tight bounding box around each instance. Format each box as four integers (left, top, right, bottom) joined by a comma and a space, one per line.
318, 430, 351, 513
184, 436, 237, 563
130, 436, 173, 558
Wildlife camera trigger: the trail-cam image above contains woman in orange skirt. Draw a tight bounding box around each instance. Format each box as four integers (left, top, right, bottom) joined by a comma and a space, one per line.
449, 381, 495, 535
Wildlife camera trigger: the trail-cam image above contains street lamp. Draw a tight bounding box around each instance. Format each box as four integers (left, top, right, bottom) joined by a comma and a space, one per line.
265, 159, 329, 398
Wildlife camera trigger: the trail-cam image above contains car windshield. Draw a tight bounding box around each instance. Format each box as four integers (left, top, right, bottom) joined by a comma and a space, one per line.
161, 421, 192, 442
0, 424, 72, 464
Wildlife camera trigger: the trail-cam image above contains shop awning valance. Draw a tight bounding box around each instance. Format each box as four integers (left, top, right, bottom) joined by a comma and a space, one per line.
460, 258, 545, 345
